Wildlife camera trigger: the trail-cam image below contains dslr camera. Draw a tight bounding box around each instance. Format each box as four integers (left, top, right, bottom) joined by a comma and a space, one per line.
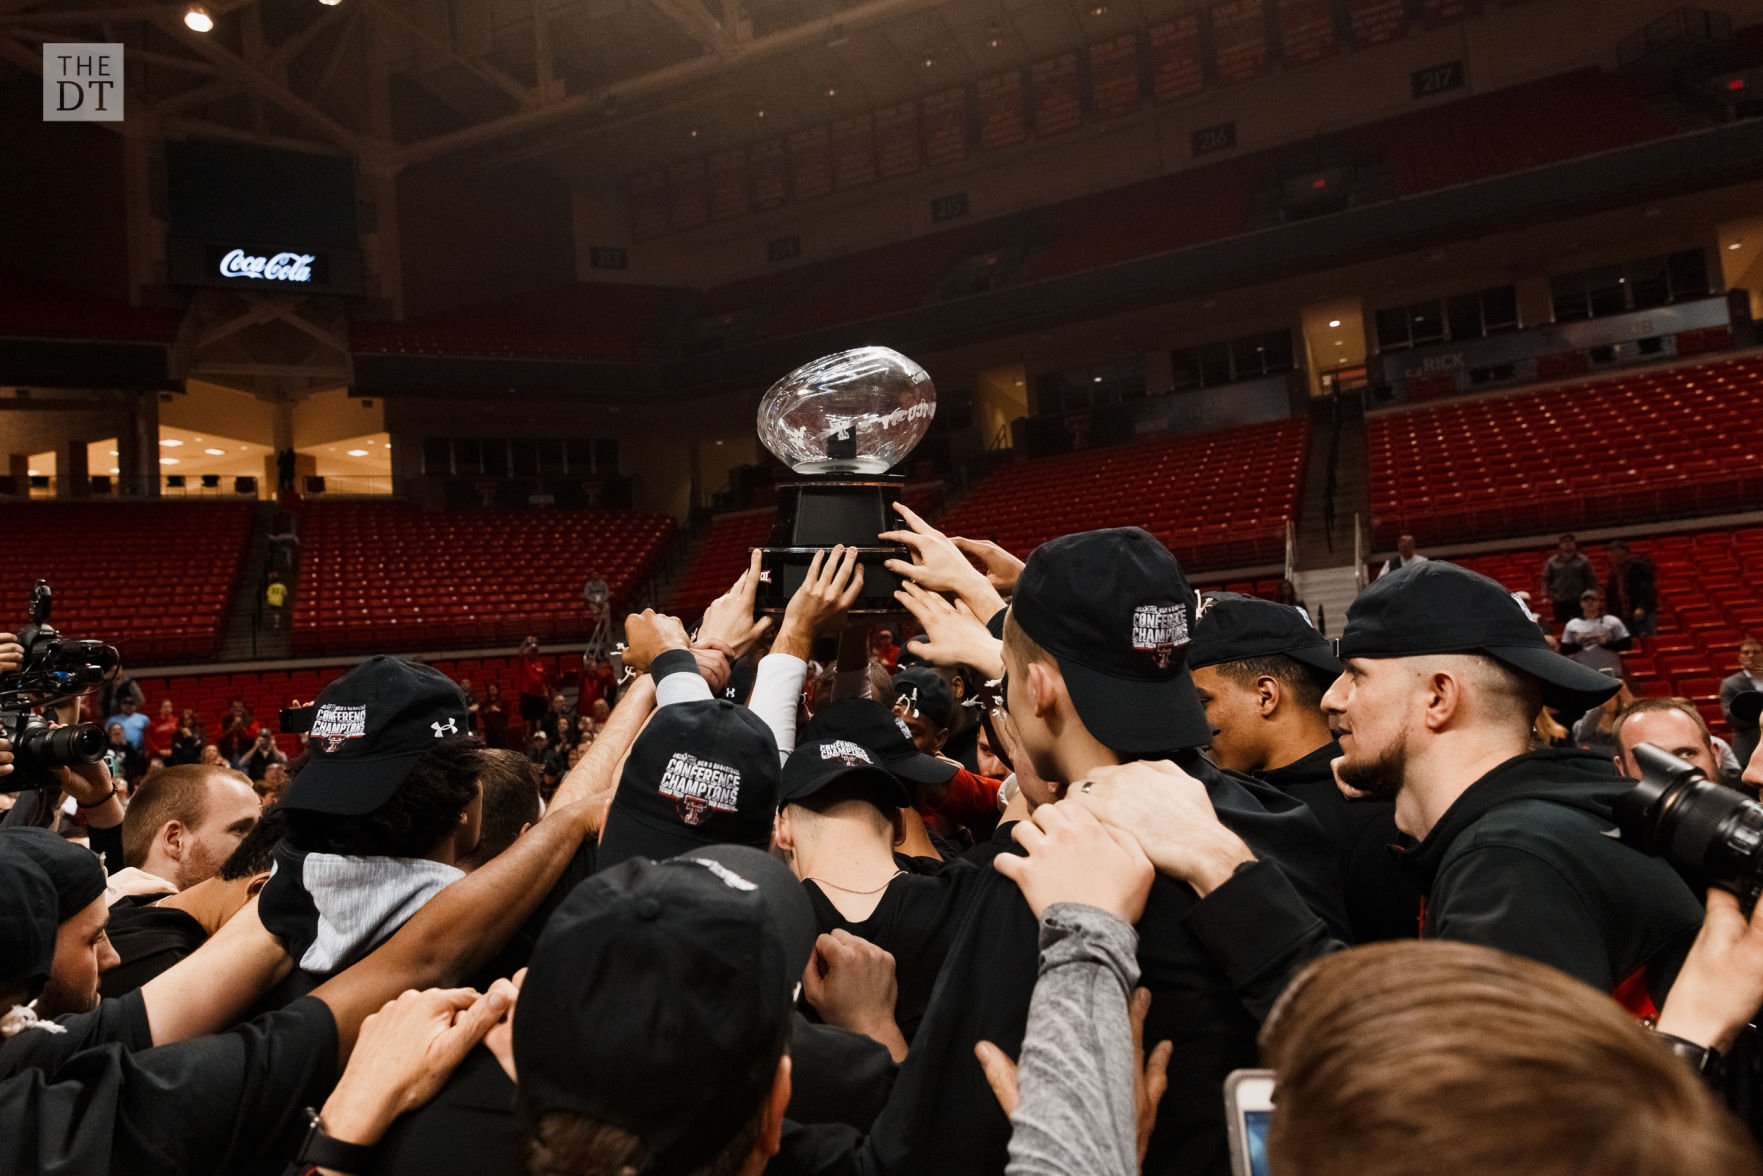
0, 580, 119, 792
1614, 742, 1763, 913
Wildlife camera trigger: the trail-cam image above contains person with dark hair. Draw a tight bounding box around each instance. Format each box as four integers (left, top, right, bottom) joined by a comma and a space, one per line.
516, 637, 550, 735
259, 656, 485, 986
481, 680, 510, 749
458, 749, 542, 873
118, 763, 259, 895
169, 707, 205, 766
1188, 592, 1417, 943
1604, 538, 1657, 637
1540, 534, 1597, 626
1722, 635, 1763, 764
213, 699, 258, 767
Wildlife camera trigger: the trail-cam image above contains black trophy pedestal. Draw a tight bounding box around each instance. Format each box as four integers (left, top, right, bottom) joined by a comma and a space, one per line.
756, 476, 906, 615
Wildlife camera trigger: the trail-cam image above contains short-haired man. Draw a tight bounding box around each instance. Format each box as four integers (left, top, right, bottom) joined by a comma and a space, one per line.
1072, 561, 1704, 1015
120, 763, 261, 894
1604, 538, 1657, 637
1541, 533, 1597, 625
104, 694, 149, 751
1377, 533, 1427, 579
1612, 698, 1725, 783
1189, 592, 1418, 942
1721, 635, 1763, 764
259, 656, 484, 984
457, 749, 542, 872
778, 735, 973, 1045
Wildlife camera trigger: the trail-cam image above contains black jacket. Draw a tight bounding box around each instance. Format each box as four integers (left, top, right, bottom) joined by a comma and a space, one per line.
1255, 741, 1420, 943
776, 749, 1347, 1176
1605, 554, 1657, 617
1402, 748, 1702, 1007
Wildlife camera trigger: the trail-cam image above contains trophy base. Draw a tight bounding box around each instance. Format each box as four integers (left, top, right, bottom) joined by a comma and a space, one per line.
756, 476, 907, 616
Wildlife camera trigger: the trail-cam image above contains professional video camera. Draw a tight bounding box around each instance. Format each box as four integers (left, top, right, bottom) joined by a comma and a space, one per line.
0, 580, 120, 792
1614, 742, 1763, 914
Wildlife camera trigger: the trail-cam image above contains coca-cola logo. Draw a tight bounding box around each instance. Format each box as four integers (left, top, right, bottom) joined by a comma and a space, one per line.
217, 249, 315, 283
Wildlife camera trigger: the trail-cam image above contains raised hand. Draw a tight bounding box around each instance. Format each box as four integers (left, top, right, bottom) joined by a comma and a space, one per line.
951, 536, 1025, 596
880, 502, 1007, 620
696, 548, 773, 659
801, 929, 907, 1061
775, 546, 865, 658
619, 609, 690, 674
893, 581, 1003, 679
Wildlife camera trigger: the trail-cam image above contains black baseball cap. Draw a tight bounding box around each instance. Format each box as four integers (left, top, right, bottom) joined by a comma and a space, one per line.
597, 699, 781, 870
276, 656, 471, 817
802, 698, 958, 788
1339, 560, 1621, 711
515, 844, 814, 1175
1010, 527, 1209, 753
0, 834, 86, 995
1190, 592, 1342, 679
1732, 691, 1763, 725
0, 826, 106, 921
891, 667, 954, 728
780, 737, 912, 811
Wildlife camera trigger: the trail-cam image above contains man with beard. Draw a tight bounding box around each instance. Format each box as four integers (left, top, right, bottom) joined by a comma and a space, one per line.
1069, 560, 1704, 1013
119, 765, 261, 894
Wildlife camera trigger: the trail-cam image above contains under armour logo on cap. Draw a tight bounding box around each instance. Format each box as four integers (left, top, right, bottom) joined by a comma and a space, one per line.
431, 718, 459, 737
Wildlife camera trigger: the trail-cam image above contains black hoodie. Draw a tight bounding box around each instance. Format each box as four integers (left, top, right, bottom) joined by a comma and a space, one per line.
1402, 747, 1703, 1008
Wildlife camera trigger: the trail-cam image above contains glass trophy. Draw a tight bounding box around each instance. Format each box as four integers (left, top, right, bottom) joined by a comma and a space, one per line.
754, 347, 936, 614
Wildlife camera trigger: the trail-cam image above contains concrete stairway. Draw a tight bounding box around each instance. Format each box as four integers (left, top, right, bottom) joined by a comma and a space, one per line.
218, 502, 291, 662
1292, 564, 1361, 638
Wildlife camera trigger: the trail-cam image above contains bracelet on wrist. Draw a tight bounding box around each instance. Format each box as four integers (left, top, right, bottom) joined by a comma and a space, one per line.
76, 785, 120, 809
1653, 1031, 1725, 1083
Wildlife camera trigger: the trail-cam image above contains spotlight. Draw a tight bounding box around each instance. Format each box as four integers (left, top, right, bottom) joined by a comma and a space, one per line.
1090, 2, 1107, 14
184, 4, 214, 32
204, 448, 226, 456
318, 0, 342, 6
824, 83, 838, 98
346, 449, 369, 457
1328, 319, 1341, 327
1730, 242, 1744, 251
922, 53, 935, 68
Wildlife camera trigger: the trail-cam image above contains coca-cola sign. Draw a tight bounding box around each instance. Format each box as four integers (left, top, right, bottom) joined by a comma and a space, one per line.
217, 249, 315, 283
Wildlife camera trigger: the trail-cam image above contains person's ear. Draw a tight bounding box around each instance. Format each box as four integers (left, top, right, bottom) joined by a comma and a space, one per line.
1255, 676, 1281, 719
1025, 662, 1061, 719
1422, 670, 1464, 731
159, 820, 186, 864
775, 807, 796, 854
245, 871, 271, 899
753, 1055, 792, 1169
930, 726, 950, 754
889, 810, 906, 848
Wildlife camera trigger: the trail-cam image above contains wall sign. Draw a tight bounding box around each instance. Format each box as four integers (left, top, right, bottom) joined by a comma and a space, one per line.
930, 192, 969, 222
217, 249, 316, 283
1191, 121, 1238, 156
1411, 60, 1466, 99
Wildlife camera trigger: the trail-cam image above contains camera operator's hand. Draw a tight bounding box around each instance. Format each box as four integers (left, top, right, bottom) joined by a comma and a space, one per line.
58, 753, 123, 829
1062, 760, 1254, 898
774, 546, 864, 659
879, 503, 1008, 621
893, 582, 1004, 679
0, 735, 11, 785
0, 632, 23, 676
619, 609, 690, 674
696, 549, 772, 659
1654, 888, 1763, 1054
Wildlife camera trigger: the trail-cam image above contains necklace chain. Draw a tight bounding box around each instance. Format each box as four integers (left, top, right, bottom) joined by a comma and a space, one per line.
808, 868, 905, 896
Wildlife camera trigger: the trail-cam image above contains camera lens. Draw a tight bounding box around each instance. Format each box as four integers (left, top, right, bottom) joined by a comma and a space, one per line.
1617, 743, 1763, 911
14, 718, 106, 770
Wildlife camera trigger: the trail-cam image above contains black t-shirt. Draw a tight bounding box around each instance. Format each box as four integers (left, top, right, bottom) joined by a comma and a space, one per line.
102, 898, 210, 998
0, 995, 338, 1176
802, 864, 978, 1042
0, 989, 153, 1081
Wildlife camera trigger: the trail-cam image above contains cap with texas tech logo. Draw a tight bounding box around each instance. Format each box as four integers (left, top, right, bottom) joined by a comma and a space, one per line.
598, 699, 781, 870
779, 736, 912, 811
1010, 526, 1209, 754
277, 655, 471, 817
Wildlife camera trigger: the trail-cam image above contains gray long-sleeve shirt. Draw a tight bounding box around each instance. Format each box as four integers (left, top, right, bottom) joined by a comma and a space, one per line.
1006, 903, 1142, 1176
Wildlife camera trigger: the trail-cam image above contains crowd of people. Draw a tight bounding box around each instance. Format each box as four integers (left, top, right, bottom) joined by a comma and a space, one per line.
4, 502, 1763, 1176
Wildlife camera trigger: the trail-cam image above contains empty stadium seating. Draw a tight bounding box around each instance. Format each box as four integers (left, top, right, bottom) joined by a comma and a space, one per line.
936, 419, 1307, 571
4, 501, 252, 663
351, 282, 686, 361
134, 649, 588, 758
1368, 356, 1763, 547
0, 270, 182, 343
290, 501, 677, 657
1438, 524, 1763, 736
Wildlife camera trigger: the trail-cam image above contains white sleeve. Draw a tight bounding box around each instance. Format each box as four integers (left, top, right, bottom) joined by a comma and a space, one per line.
655, 667, 714, 709
749, 653, 808, 764
1608, 616, 1630, 640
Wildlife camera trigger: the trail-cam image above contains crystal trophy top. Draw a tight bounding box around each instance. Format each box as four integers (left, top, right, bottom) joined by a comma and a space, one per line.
756, 346, 936, 475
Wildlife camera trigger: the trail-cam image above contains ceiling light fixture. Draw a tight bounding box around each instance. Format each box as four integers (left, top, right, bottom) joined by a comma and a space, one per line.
160, 438, 183, 448
1328, 319, 1341, 328
1730, 242, 1744, 251
922, 53, 935, 68
346, 449, 369, 457
824, 83, 838, 98
1090, 2, 1107, 14
318, 0, 343, 6
160, 457, 180, 466
204, 448, 226, 456
688, 127, 700, 140
184, 4, 214, 32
